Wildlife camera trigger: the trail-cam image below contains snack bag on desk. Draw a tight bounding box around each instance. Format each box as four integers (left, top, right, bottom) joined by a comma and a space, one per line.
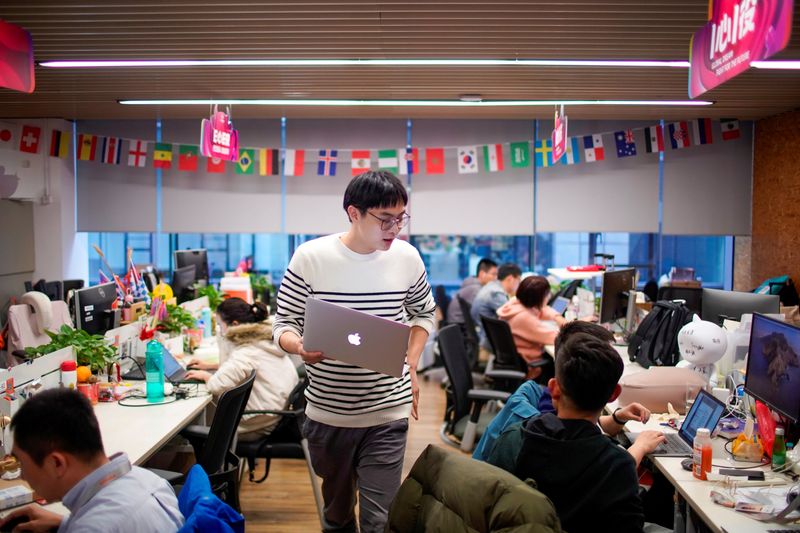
756, 400, 776, 459
731, 433, 764, 462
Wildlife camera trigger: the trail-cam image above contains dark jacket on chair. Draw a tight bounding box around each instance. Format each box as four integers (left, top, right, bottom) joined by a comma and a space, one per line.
387, 444, 562, 533
514, 413, 644, 533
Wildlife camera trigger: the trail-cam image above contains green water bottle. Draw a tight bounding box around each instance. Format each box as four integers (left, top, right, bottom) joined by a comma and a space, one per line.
772, 427, 787, 470
145, 340, 165, 403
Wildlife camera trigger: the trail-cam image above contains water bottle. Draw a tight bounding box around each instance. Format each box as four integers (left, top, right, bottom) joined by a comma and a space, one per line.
692, 427, 713, 480
201, 307, 213, 338
145, 340, 165, 403
773, 427, 787, 470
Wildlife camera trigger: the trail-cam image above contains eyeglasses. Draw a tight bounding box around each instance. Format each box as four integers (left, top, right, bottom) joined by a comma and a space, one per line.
367, 211, 411, 231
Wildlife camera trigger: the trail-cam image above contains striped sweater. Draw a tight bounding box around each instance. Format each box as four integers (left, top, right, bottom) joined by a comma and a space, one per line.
273, 233, 436, 428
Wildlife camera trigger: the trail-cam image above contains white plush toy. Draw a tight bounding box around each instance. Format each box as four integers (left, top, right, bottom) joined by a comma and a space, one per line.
676, 314, 728, 387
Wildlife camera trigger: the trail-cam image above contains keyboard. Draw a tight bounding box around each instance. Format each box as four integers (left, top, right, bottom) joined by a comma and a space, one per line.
653, 433, 692, 455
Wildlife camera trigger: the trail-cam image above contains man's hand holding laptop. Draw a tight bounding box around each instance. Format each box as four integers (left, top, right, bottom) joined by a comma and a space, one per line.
279, 331, 326, 364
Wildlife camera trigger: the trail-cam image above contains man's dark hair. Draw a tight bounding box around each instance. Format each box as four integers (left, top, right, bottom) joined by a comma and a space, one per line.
555, 333, 623, 412
342, 171, 408, 219
554, 320, 615, 352
497, 263, 522, 281
516, 275, 551, 309
11, 388, 105, 466
476, 258, 498, 277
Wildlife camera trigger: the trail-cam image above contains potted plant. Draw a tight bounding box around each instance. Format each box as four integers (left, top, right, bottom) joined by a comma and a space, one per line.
24, 324, 116, 374
250, 273, 273, 305
158, 304, 197, 335
194, 284, 224, 311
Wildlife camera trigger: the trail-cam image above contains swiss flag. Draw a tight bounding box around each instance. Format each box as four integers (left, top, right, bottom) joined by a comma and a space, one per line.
19, 125, 41, 154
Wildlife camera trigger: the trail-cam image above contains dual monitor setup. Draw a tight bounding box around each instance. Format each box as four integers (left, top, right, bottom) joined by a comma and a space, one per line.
73, 249, 210, 336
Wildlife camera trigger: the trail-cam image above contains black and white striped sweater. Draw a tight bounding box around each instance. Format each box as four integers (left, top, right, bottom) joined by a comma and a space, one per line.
273, 233, 436, 428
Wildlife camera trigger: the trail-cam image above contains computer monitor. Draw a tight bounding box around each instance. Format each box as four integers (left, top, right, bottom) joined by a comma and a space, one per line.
174, 249, 209, 283
701, 288, 780, 326
599, 268, 637, 325
745, 314, 800, 422
74, 282, 120, 335
172, 265, 197, 304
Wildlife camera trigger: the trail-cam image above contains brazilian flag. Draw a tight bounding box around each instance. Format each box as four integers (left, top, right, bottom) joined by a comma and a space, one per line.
236, 148, 255, 174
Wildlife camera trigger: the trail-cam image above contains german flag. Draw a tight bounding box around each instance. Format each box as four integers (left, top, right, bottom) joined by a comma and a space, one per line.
49, 130, 70, 158
259, 148, 279, 176
153, 142, 173, 169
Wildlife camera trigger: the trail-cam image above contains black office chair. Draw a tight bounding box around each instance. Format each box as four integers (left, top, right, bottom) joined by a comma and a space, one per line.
154, 370, 256, 511
26, 279, 63, 302
481, 316, 554, 386
433, 285, 451, 327
657, 286, 703, 315
235, 376, 324, 525
548, 279, 583, 305
438, 324, 512, 452
62, 279, 85, 302
456, 296, 481, 370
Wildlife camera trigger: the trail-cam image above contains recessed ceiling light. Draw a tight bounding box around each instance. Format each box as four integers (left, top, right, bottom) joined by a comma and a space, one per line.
118, 98, 713, 107
459, 94, 483, 102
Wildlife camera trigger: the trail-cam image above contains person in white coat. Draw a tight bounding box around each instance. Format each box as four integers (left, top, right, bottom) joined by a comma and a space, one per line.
185, 297, 299, 440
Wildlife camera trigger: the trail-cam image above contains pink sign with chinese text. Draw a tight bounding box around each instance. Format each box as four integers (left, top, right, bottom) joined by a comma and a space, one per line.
200, 110, 239, 161
689, 0, 793, 98
551, 115, 567, 164
0, 20, 35, 93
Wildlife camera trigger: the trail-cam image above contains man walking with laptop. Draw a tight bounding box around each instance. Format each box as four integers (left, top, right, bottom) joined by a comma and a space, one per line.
273, 171, 436, 533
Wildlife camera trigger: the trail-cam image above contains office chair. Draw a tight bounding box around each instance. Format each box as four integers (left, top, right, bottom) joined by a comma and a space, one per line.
62, 279, 85, 303
456, 296, 481, 370
433, 285, 451, 326
481, 316, 554, 386
437, 324, 511, 452
153, 370, 256, 512
657, 286, 703, 315
27, 279, 63, 302
235, 377, 324, 526
548, 279, 583, 305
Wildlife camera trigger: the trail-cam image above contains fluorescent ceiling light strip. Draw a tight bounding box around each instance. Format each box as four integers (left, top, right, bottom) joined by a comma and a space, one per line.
119, 99, 713, 107
751, 60, 800, 69
41, 58, 691, 68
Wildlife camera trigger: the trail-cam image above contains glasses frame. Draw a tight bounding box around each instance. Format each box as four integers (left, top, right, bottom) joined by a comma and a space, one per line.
367, 210, 411, 231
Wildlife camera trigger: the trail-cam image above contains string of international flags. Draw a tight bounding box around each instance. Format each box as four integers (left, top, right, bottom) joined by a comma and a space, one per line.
0, 118, 742, 177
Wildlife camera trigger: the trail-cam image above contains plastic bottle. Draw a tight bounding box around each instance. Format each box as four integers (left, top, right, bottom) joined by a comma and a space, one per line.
145, 340, 165, 403
60, 360, 77, 390
201, 307, 213, 338
692, 427, 713, 480
772, 427, 787, 470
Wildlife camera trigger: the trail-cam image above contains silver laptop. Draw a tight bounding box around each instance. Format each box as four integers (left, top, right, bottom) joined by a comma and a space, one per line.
302, 298, 411, 378
625, 389, 727, 457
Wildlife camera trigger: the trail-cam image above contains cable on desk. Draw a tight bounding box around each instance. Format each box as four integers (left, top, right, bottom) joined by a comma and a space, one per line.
117, 394, 179, 407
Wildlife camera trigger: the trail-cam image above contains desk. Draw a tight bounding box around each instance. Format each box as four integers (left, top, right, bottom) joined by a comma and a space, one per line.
96, 390, 211, 465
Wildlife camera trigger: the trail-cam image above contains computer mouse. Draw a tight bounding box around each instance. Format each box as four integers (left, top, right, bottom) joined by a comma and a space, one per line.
681, 458, 694, 471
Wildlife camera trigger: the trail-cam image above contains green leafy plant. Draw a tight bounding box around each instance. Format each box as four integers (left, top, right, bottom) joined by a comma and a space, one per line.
24, 324, 116, 372
194, 284, 224, 311
158, 304, 197, 334
250, 273, 273, 304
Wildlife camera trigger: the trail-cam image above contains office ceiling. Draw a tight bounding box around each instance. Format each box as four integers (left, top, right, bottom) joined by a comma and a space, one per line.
1, 1, 799, 120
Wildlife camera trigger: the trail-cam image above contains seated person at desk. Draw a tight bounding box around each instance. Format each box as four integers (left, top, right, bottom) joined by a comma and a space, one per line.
470, 262, 522, 349
510, 333, 663, 533
446, 257, 498, 324
497, 275, 566, 377
184, 297, 299, 440
0, 388, 183, 532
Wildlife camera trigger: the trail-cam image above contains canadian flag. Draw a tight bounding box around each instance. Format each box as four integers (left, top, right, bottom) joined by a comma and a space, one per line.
19, 125, 41, 154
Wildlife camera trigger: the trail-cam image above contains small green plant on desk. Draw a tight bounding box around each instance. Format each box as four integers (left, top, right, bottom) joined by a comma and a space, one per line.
158, 304, 197, 335
250, 273, 273, 304
195, 284, 225, 310
24, 324, 116, 373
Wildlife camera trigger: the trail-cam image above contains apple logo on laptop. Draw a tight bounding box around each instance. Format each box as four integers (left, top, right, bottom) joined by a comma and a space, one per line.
347, 333, 362, 346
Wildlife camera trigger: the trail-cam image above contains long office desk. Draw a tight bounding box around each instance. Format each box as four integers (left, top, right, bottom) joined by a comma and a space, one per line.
95, 389, 211, 465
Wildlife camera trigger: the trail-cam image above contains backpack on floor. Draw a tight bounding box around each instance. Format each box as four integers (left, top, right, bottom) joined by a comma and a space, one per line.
628, 301, 694, 368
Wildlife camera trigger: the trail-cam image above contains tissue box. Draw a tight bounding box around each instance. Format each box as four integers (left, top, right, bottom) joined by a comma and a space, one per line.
0, 485, 33, 510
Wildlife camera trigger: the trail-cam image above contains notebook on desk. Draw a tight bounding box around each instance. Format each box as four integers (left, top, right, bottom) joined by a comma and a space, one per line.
625, 389, 727, 457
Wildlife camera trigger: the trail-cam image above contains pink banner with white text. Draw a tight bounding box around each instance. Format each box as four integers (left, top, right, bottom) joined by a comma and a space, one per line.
689, 0, 793, 98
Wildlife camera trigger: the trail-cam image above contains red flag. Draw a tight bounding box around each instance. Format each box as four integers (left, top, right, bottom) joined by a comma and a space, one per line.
178, 145, 199, 172
425, 147, 445, 174
206, 156, 225, 173
19, 125, 41, 153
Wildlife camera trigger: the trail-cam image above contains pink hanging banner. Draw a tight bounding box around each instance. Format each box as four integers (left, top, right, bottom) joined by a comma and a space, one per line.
200, 108, 239, 161
689, 0, 793, 98
0, 20, 35, 93
551, 113, 567, 164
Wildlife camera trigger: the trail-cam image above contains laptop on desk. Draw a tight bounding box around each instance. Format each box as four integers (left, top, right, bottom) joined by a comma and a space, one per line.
625, 389, 727, 457
122, 347, 203, 383
302, 298, 411, 378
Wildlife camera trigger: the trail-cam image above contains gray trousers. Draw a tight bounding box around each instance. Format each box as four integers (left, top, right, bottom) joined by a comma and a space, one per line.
303, 418, 409, 533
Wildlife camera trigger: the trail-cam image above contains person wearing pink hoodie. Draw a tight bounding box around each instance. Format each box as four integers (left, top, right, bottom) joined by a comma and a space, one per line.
497, 275, 566, 375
